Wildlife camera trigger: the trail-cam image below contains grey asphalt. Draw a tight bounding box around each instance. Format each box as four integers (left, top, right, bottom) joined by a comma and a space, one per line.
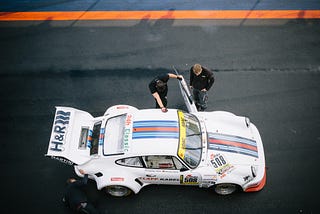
0, 19, 320, 213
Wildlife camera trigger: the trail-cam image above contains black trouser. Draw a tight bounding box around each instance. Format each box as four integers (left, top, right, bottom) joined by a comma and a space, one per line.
77, 202, 99, 214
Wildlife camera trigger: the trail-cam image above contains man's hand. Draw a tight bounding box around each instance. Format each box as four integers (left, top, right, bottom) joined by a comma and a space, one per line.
79, 169, 86, 175
201, 88, 207, 92
176, 75, 183, 80
161, 107, 168, 113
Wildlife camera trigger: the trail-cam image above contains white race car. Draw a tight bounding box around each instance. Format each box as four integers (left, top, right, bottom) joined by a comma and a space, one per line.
46, 77, 266, 197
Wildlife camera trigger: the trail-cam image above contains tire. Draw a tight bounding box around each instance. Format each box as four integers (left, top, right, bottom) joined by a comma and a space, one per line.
105, 185, 132, 197
214, 183, 237, 195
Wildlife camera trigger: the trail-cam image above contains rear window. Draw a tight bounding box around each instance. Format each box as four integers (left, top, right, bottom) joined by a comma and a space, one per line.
90, 122, 101, 155
103, 114, 127, 155
116, 157, 143, 167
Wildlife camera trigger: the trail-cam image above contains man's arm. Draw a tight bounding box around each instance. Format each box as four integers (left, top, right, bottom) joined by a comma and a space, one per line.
72, 169, 88, 187
152, 92, 165, 108
168, 73, 182, 80
189, 67, 194, 87
152, 92, 168, 112
205, 69, 215, 91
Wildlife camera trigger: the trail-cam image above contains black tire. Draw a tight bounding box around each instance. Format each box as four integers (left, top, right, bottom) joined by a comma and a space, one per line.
214, 183, 238, 195
105, 185, 132, 197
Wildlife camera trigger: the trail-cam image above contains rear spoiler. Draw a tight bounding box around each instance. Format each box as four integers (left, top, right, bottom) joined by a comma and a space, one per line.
46, 106, 94, 165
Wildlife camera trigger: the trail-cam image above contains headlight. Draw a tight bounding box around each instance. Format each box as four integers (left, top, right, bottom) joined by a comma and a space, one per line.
245, 117, 250, 127
251, 165, 258, 178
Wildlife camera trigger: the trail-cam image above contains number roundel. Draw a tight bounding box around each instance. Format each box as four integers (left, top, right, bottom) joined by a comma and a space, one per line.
211, 154, 227, 168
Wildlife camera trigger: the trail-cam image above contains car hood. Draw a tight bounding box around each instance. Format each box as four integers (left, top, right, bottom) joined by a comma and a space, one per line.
197, 111, 262, 166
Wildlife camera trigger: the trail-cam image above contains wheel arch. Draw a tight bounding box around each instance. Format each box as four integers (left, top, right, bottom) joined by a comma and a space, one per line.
213, 182, 241, 195
95, 174, 144, 194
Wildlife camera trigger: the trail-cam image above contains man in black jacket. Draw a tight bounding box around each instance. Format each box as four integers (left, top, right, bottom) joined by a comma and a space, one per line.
63, 169, 99, 214
189, 64, 215, 111
149, 73, 182, 112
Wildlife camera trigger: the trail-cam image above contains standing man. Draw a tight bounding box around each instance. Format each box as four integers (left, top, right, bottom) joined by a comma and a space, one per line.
63, 169, 99, 214
149, 73, 182, 112
189, 64, 215, 111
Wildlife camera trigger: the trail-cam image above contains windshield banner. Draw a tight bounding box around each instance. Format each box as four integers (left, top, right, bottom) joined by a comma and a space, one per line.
178, 111, 186, 159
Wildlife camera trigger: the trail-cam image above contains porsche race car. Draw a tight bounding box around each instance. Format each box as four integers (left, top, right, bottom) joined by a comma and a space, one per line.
46, 76, 266, 197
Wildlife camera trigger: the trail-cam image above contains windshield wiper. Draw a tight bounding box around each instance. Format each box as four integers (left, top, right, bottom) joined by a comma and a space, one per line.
186, 133, 201, 137
183, 146, 204, 150
183, 146, 203, 150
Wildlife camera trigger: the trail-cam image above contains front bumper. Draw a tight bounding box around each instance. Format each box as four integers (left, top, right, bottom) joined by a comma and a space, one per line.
244, 168, 267, 192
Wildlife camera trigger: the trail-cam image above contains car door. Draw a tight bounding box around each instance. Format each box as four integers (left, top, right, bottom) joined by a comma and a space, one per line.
140, 155, 201, 186
177, 75, 198, 113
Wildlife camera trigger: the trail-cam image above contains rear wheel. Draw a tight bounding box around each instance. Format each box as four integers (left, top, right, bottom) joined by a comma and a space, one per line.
105, 185, 132, 197
214, 183, 237, 195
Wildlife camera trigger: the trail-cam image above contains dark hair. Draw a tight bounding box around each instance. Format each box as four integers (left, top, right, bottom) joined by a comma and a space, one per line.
156, 80, 166, 92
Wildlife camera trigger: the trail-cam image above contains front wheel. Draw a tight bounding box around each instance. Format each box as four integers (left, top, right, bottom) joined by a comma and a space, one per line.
214, 183, 238, 195
105, 185, 132, 197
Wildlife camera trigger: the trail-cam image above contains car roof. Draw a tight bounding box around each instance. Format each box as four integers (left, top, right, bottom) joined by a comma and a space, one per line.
127, 109, 180, 156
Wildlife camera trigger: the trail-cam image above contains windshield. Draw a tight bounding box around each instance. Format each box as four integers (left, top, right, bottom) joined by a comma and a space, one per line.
177, 110, 202, 168
103, 114, 127, 155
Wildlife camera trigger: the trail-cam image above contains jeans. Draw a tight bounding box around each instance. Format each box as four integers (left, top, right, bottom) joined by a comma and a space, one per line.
193, 89, 208, 111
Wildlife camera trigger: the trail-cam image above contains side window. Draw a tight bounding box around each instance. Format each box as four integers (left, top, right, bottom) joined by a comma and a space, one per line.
143, 156, 179, 170
172, 156, 188, 171
116, 157, 143, 168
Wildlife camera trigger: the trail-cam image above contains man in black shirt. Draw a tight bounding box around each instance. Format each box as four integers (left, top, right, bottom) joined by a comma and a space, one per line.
63, 169, 99, 214
149, 73, 182, 112
189, 64, 215, 111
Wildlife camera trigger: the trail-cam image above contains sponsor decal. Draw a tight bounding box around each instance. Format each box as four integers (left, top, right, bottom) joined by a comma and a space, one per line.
139, 177, 159, 181
50, 110, 71, 152
201, 174, 217, 187
202, 174, 217, 183
123, 114, 132, 152
117, 105, 129, 109
123, 128, 130, 152
50, 156, 74, 165
125, 114, 132, 126
111, 177, 125, 181
180, 174, 199, 185
202, 179, 216, 184
216, 164, 235, 179
210, 153, 235, 178
159, 178, 179, 182
243, 175, 254, 185
145, 169, 178, 173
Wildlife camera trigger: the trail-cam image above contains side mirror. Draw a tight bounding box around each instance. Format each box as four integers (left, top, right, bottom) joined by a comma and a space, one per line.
180, 167, 188, 172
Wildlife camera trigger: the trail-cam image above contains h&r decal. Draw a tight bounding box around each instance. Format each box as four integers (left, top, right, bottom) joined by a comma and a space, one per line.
50, 110, 71, 152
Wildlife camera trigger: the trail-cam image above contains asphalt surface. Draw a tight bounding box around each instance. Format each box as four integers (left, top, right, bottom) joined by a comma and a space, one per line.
1, 12, 320, 214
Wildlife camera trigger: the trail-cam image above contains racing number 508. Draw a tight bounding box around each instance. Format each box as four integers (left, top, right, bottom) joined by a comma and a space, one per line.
211, 155, 227, 168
